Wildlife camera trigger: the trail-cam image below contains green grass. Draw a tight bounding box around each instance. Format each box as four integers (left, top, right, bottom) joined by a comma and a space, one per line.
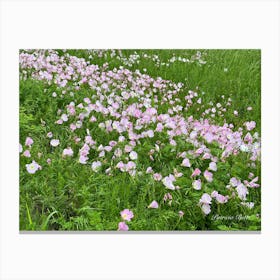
19, 49, 261, 231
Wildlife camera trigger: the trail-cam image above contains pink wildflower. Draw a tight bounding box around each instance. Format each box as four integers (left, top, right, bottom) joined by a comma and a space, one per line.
191, 168, 201, 177
153, 173, 162, 181
192, 179, 202, 190
26, 160, 41, 174
181, 158, 191, 167
204, 170, 213, 182
118, 222, 129, 231
148, 200, 159, 209
25, 137, 33, 147
23, 150, 31, 158
50, 139, 60, 147
62, 147, 73, 157
120, 209, 134, 221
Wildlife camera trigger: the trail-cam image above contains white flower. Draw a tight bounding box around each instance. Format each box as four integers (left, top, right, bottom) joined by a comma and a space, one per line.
50, 139, 60, 147
129, 151, 138, 160
61, 114, 68, 122
201, 203, 211, 215
209, 162, 217, 171
236, 183, 248, 200
114, 148, 122, 158
62, 147, 73, 157
241, 202, 254, 209
240, 144, 249, 152
146, 167, 153, 174
162, 175, 176, 190
146, 130, 154, 138
91, 161, 102, 172
199, 193, 212, 204
181, 158, 191, 167
192, 180, 201, 190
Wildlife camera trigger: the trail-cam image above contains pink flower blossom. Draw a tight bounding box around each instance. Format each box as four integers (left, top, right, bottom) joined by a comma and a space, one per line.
199, 193, 212, 204
162, 175, 176, 190
70, 123, 77, 131
208, 162, 217, 172
61, 114, 68, 122
26, 160, 41, 174
244, 121, 256, 131
116, 161, 125, 171
192, 179, 201, 190
90, 116, 97, 122
120, 209, 134, 221
236, 183, 248, 200
195, 148, 204, 155
146, 167, 153, 174
163, 193, 172, 201
124, 145, 132, 153
181, 158, 191, 167
244, 132, 253, 144
202, 153, 211, 160
201, 203, 211, 215
79, 155, 88, 164
129, 151, 138, 160
204, 170, 213, 182
109, 141, 117, 147
62, 147, 73, 157
230, 177, 240, 187
126, 161, 136, 170
211, 190, 218, 198
153, 173, 162, 181
178, 211, 184, 217
247, 177, 259, 188
215, 194, 228, 204
118, 222, 129, 231
191, 168, 201, 177
91, 161, 102, 172
148, 200, 159, 208
23, 150, 31, 158
146, 130, 154, 138
25, 137, 33, 147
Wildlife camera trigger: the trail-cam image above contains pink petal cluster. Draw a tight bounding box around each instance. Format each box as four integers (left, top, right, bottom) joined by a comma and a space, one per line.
148, 200, 159, 209
192, 179, 202, 190
26, 160, 41, 174
25, 137, 33, 147
199, 193, 212, 215
204, 170, 213, 182
120, 209, 134, 221
118, 221, 129, 231
162, 174, 176, 190
62, 147, 74, 157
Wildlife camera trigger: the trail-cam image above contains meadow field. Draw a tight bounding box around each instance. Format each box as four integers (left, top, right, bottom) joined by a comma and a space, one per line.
19, 49, 261, 231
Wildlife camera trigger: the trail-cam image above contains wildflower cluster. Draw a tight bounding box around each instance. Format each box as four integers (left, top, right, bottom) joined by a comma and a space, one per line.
19, 49, 261, 231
